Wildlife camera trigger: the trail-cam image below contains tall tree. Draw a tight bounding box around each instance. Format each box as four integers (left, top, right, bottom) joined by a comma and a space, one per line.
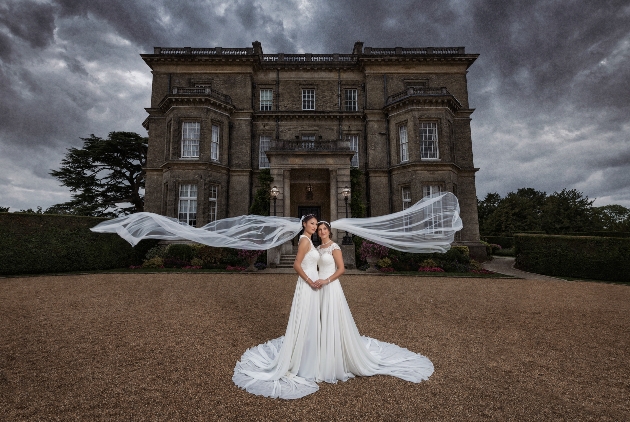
594, 204, 630, 232
480, 188, 547, 235
50, 132, 147, 217
541, 189, 595, 234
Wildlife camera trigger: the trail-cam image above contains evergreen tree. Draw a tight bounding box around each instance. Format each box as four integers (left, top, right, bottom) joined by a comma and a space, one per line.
49, 132, 147, 217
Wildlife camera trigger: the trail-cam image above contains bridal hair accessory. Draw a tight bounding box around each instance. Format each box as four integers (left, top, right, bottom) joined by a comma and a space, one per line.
91, 193, 463, 253
300, 214, 316, 224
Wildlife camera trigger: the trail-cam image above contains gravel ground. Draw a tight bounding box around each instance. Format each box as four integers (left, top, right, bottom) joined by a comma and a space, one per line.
1, 273, 628, 421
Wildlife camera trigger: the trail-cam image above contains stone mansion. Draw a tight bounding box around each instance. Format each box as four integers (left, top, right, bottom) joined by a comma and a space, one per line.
141, 41, 485, 259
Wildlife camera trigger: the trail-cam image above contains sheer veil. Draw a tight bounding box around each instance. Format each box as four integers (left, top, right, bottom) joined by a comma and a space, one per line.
90, 192, 462, 253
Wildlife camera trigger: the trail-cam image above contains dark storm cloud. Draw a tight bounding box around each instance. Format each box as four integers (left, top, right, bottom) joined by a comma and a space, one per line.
0, 0, 628, 210
0, 0, 56, 50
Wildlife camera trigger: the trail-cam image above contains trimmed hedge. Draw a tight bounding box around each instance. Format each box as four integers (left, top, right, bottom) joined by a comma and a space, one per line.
0, 213, 158, 275
514, 233, 630, 282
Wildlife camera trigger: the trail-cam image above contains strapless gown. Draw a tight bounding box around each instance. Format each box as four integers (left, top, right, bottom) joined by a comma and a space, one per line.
232, 239, 434, 399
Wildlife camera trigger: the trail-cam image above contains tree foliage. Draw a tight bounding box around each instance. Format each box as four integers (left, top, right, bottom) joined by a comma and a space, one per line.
49, 132, 147, 217
249, 169, 274, 216
478, 188, 628, 235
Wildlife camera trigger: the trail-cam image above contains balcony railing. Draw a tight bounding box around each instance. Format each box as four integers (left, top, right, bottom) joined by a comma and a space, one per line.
171, 87, 232, 104
262, 54, 357, 63
269, 139, 352, 152
154, 47, 254, 55
363, 47, 465, 55
386, 87, 461, 107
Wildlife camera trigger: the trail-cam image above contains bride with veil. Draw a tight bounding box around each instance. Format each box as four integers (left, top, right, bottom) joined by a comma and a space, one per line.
91, 192, 463, 399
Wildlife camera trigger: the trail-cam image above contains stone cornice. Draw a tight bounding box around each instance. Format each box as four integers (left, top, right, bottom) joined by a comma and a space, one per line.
159, 160, 230, 173
157, 95, 235, 115
389, 161, 462, 172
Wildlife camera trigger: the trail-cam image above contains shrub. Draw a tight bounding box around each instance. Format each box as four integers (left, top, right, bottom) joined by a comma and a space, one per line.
144, 244, 169, 260
420, 258, 439, 268
165, 243, 196, 261
515, 234, 630, 282
359, 241, 388, 260
163, 257, 190, 268
481, 236, 514, 249
142, 257, 164, 268
451, 245, 470, 257
376, 257, 392, 268
379, 267, 395, 273
190, 258, 204, 267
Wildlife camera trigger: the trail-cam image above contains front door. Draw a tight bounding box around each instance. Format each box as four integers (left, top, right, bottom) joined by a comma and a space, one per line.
297, 206, 321, 246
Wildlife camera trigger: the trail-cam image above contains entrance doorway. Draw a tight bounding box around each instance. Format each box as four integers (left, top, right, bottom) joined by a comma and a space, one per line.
297, 206, 321, 245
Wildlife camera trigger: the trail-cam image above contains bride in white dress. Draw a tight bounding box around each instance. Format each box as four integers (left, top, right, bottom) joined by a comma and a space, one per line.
232, 216, 434, 399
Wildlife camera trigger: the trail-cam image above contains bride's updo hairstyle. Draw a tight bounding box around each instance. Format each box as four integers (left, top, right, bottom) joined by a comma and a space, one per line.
298, 214, 317, 237
316, 221, 333, 240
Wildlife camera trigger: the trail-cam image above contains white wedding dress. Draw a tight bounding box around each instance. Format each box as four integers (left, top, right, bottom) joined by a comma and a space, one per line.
232, 237, 434, 399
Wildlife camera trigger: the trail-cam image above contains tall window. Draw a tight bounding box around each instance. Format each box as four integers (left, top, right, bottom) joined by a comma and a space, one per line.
344, 89, 357, 111
178, 184, 197, 226
420, 122, 439, 159
260, 89, 273, 111
259, 135, 270, 168
402, 187, 412, 210
302, 89, 315, 110
399, 125, 409, 163
211, 124, 219, 161
346, 134, 359, 167
423, 185, 442, 198
423, 185, 443, 232
208, 185, 218, 222
181, 122, 200, 158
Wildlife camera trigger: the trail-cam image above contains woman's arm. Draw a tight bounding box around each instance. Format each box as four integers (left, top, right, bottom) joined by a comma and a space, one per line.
293, 238, 319, 289
322, 248, 345, 285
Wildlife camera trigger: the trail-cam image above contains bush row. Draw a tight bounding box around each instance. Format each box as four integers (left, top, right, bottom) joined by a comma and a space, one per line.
514, 234, 630, 282
0, 213, 158, 275
352, 236, 481, 273
139, 243, 266, 270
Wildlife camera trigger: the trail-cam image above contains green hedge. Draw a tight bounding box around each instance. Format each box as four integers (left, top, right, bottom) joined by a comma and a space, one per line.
0, 213, 158, 275
514, 234, 630, 282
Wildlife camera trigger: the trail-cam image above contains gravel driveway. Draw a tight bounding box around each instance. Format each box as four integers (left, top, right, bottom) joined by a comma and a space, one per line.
1, 273, 628, 421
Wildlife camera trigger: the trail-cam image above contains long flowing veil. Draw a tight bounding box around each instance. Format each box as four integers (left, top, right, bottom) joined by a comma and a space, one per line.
90, 192, 462, 253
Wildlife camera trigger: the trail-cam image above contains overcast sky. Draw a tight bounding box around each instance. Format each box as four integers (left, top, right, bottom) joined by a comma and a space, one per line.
1, 0, 629, 211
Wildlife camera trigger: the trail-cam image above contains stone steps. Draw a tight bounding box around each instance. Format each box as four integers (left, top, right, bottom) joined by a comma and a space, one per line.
277, 254, 296, 268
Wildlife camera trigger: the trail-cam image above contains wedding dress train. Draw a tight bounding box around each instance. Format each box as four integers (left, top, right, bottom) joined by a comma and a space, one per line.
232, 238, 434, 399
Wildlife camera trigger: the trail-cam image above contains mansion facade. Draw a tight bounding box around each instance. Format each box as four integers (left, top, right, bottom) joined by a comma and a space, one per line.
141, 41, 485, 259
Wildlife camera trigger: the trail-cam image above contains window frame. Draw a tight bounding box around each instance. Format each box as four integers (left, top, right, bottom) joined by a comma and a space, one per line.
420, 121, 439, 160
259, 135, 271, 169
399, 124, 409, 163
346, 134, 359, 168
181, 121, 200, 159
302, 89, 315, 110
260, 89, 273, 111
210, 124, 220, 161
208, 185, 218, 223
178, 184, 197, 226
344, 89, 358, 111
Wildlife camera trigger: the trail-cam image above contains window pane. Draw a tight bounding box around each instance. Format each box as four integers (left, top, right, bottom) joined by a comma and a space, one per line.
344, 89, 357, 111
178, 184, 197, 226
208, 184, 218, 222
259, 136, 270, 168
420, 122, 438, 159
260, 89, 273, 111
302, 89, 315, 110
182, 122, 200, 158
346, 134, 359, 167
211, 125, 219, 161
399, 126, 408, 162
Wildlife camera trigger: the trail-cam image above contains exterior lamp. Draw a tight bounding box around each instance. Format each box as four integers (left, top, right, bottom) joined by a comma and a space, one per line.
270, 186, 280, 216
341, 186, 352, 245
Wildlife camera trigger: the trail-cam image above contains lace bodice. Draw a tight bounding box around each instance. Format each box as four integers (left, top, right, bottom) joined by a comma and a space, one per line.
299, 235, 320, 274
317, 242, 340, 279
